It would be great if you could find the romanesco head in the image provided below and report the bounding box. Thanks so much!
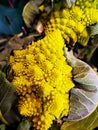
[45,0,98,46]
[9,30,74,130]
[75,0,97,9]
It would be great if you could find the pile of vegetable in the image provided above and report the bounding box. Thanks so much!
[0,0,98,130]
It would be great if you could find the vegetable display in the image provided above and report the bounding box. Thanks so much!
[6,0,98,130]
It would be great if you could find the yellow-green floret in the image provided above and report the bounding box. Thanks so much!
[45,0,98,46]
[9,30,74,130]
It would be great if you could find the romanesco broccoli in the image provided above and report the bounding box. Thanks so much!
[45,0,98,46]
[9,30,74,130]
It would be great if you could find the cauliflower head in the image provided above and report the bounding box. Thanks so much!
[9,30,74,130]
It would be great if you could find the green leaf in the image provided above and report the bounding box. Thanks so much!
[90,23,98,36]
[0,111,8,125]
[64,48,98,120]
[0,70,20,124]
[51,122,61,130]
[17,118,31,130]
[22,0,44,28]
[0,124,6,130]
[64,48,98,91]
[60,48,98,130]
[61,106,98,130]
[66,0,76,7]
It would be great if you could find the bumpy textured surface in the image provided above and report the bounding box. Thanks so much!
[9,30,74,130]
[45,0,98,46]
